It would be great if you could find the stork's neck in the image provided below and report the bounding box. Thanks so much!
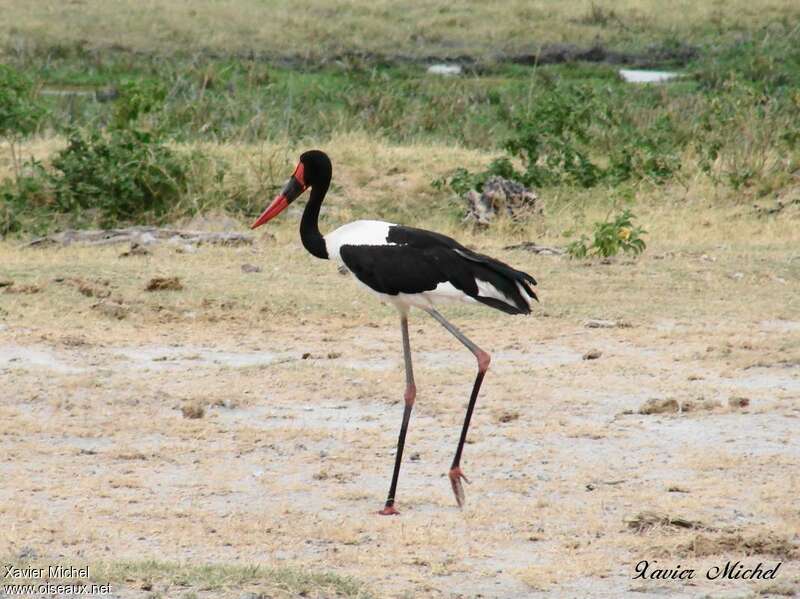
[300,181,329,260]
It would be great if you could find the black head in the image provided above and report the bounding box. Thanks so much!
[250,149,332,229]
[297,150,332,190]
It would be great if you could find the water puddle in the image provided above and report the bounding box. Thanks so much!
[427,64,462,76]
[619,69,680,84]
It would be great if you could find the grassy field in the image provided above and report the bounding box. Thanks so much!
[1,1,800,598]
[3,0,799,59]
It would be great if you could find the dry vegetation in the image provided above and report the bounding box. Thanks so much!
[1,0,799,58]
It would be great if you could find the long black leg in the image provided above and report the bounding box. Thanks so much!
[425,308,491,508]
[379,313,416,515]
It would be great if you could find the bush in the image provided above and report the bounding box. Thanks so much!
[438,83,685,195]
[1,127,194,233]
[0,64,47,179]
[566,209,647,259]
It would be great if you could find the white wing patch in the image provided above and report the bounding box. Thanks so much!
[324,220,396,262]
[428,282,476,304]
[516,281,535,307]
[348,279,478,312]
[476,279,515,307]
[394,282,478,311]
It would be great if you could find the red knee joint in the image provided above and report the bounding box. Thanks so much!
[477,351,491,373]
[404,383,416,406]
[449,466,468,483]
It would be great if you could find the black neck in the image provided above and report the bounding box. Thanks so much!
[300,181,329,260]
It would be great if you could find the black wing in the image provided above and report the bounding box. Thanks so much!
[339,225,538,315]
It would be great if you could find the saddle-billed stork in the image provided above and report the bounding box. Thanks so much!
[251,150,537,515]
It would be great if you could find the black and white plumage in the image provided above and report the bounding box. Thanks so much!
[328,221,537,315]
[251,150,538,515]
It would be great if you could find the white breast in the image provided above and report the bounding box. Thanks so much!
[324,220,396,262]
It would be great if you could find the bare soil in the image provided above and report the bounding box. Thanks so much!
[1,236,799,597]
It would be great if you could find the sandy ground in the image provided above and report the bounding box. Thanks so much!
[1,232,799,598]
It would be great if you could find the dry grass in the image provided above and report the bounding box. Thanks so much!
[5,131,800,236]
[2,0,799,60]
[0,559,370,598]
[2,133,800,336]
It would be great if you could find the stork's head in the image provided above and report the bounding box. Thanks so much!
[250,150,332,229]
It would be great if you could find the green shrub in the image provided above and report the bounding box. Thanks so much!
[0,165,52,235]
[504,85,602,188]
[694,80,800,190]
[0,64,47,179]
[1,127,193,233]
[438,83,685,195]
[112,78,168,129]
[566,209,647,259]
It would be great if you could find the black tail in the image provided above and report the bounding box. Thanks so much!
[453,248,538,315]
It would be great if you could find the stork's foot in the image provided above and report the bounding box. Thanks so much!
[378,504,400,516]
[448,467,470,508]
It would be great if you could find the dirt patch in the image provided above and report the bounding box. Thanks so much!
[679,532,800,560]
[584,318,632,329]
[119,243,151,257]
[582,349,602,360]
[625,511,708,533]
[639,397,680,414]
[181,402,205,419]
[495,410,520,423]
[680,398,722,412]
[728,396,751,409]
[3,283,42,294]
[145,277,183,291]
[503,241,565,256]
[91,300,130,320]
[61,276,111,298]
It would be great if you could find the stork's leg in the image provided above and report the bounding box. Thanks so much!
[379,313,416,515]
[425,308,491,509]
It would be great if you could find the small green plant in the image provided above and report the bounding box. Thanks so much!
[566,209,647,259]
[0,65,47,180]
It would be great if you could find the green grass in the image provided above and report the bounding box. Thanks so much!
[1,20,797,148]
